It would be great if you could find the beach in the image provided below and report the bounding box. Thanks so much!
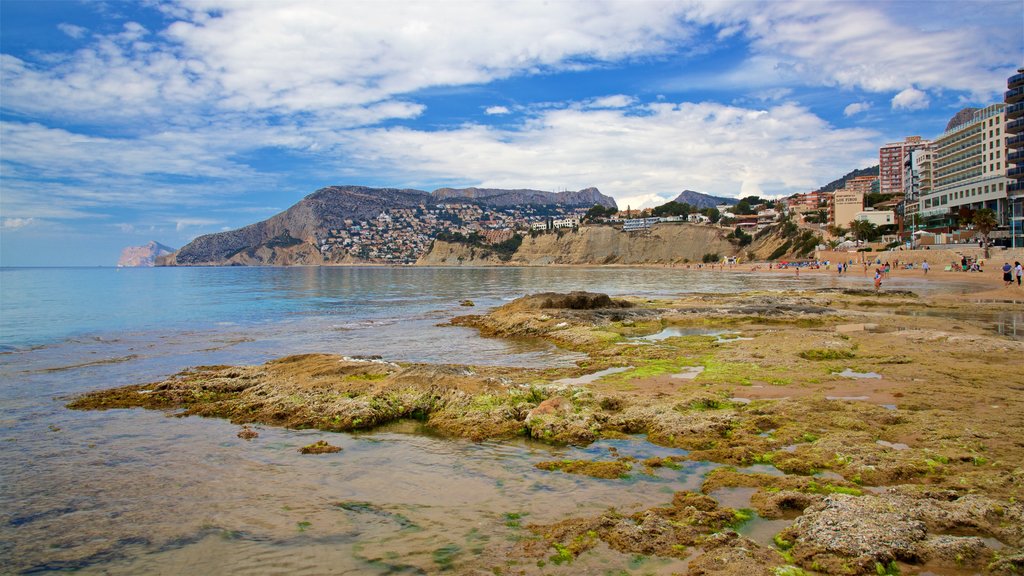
[38,267,1024,575]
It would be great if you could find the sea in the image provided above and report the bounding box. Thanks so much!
[0,266,996,574]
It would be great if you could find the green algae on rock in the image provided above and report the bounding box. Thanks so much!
[65,290,1024,575]
[534,458,633,479]
[298,440,341,454]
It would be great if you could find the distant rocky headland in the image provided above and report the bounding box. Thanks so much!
[155,185,778,267]
[159,185,620,266]
[118,241,175,267]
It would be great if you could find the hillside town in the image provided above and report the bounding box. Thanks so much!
[305,68,1024,265]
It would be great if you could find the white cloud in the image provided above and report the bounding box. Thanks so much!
[2,1,697,127]
[333,98,878,207]
[844,101,871,117]
[2,217,36,230]
[175,218,221,232]
[585,95,637,109]
[891,88,930,111]
[683,0,1016,100]
[485,105,511,115]
[57,23,87,39]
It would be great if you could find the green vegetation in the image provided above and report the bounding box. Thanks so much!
[799,348,855,360]
[435,230,523,261]
[584,204,617,221]
[768,241,792,261]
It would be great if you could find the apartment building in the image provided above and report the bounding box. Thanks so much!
[1007,67,1024,246]
[899,148,933,234]
[879,136,930,195]
[918,104,1008,228]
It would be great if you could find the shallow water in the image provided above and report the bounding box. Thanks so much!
[0,266,986,572]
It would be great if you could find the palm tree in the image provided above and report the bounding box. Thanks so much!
[851,220,878,243]
[972,208,998,259]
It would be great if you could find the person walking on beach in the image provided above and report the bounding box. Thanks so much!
[922,260,930,275]
[1002,262,1013,286]
[1016,261,1023,287]
[873,268,882,292]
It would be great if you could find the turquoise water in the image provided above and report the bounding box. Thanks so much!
[0,266,975,574]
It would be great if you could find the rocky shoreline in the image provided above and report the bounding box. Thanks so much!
[69,288,1024,575]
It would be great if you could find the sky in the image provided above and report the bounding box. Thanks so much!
[1,0,1021,266]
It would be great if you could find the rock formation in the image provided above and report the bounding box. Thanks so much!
[117,241,175,267]
[161,185,615,266]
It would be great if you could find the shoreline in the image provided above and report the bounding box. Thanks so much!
[64,284,1024,574]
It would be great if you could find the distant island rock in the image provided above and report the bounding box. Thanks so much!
[672,190,737,209]
[160,185,617,266]
[118,241,176,267]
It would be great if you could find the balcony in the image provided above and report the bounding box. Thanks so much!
[1007,86,1024,104]
[1010,72,1024,90]
[1010,180,1024,194]
[1008,117,1024,135]
[1008,133,1024,148]
[1009,165,1024,178]
[1008,101,1024,119]
[1009,149,1024,164]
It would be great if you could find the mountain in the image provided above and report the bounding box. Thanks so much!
[117,241,175,267]
[815,165,879,193]
[164,185,616,266]
[432,186,615,208]
[671,190,737,208]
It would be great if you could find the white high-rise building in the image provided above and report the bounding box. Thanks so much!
[918,105,1008,227]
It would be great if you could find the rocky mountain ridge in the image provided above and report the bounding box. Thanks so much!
[672,189,737,208]
[163,185,616,266]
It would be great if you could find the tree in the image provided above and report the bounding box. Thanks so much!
[701,207,721,223]
[584,204,616,222]
[827,224,848,238]
[972,208,998,258]
[851,220,879,242]
[733,200,755,215]
[652,201,692,217]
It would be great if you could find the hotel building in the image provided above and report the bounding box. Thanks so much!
[1007,67,1024,247]
[918,104,1008,230]
[879,136,930,195]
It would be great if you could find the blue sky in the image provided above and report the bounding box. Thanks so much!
[1,0,1021,266]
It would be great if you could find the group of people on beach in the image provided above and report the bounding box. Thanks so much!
[1002,261,1023,287]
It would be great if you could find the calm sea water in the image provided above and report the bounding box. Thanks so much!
[0,266,985,574]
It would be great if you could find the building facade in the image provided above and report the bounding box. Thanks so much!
[832,188,864,228]
[1007,67,1024,247]
[899,148,934,235]
[918,104,1008,229]
[879,136,930,195]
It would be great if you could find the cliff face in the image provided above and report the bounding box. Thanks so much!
[166,185,615,266]
[172,186,426,265]
[117,241,175,267]
[418,224,737,266]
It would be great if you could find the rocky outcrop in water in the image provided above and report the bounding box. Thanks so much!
[117,241,175,267]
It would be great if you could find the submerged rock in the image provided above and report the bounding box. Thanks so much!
[299,440,342,454]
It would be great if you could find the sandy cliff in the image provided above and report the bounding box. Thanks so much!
[418,224,737,266]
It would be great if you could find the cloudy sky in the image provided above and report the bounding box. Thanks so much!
[1,0,1020,265]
